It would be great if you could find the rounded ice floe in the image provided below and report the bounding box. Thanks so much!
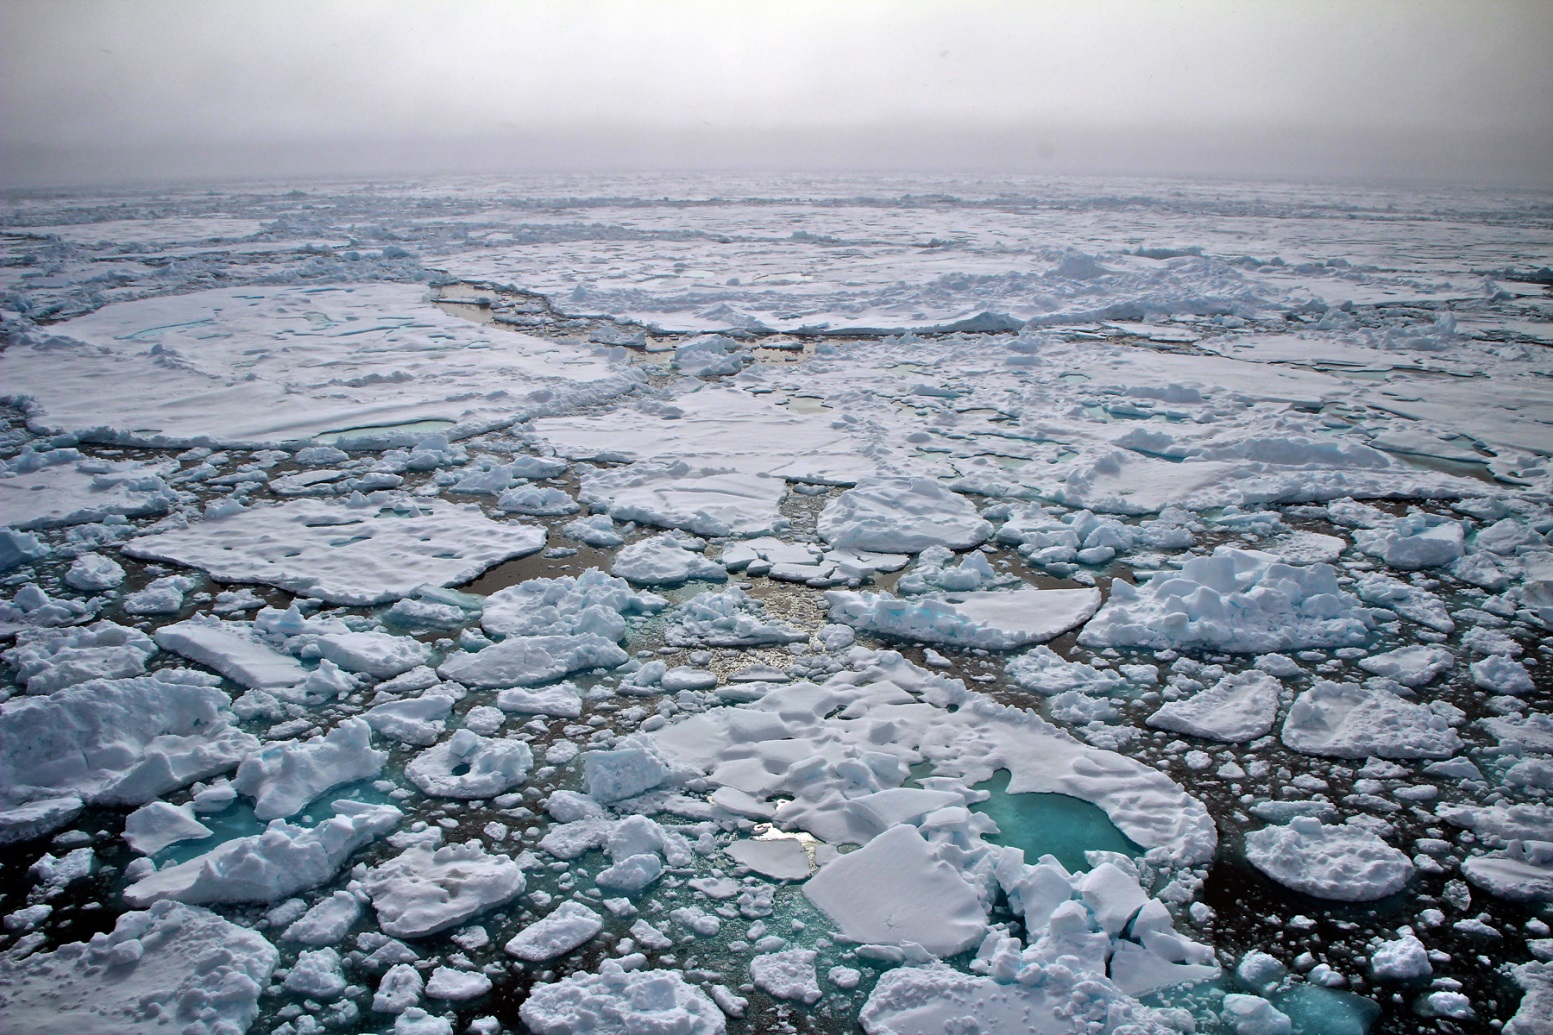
[665,586,807,647]
[859,959,1181,1035]
[437,633,628,688]
[284,890,363,945]
[750,949,821,1004]
[233,717,388,820]
[1147,671,1281,743]
[825,586,1100,650]
[1078,547,1371,653]
[562,513,625,548]
[405,729,533,799]
[364,841,524,938]
[1221,994,1292,1035]
[1358,645,1455,688]
[64,552,126,592]
[426,966,492,1000]
[673,333,748,377]
[122,800,212,855]
[496,682,583,718]
[284,946,348,998]
[123,800,403,907]
[1244,817,1414,901]
[611,534,728,585]
[0,900,277,1035]
[123,498,547,605]
[312,630,432,679]
[0,672,258,810]
[365,694,455,746]
[497,484,579,515]
[818,477,992,553]
[503,901,605,962]
[1371,933,1432,980]
[1281,679,1462,759]
[582,461,789,538]
[480,569,658,641]
[1470,655,1535,695]
[1461,841,1553,901]
[725,837,811,881]
[1355,515,1465,569]
[519,960,726,1034]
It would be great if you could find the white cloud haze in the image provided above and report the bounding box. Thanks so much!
[3,0,1551,187]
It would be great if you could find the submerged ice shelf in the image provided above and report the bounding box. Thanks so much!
[1,173,1552,1035]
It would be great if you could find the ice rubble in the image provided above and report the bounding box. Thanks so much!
[664,586,807,647]
[0,672,257,812]
[122,800,402,906]
[125,498,547,605]
[479,569,661,641]
[5,620,157,695]
[1079,547,1372,652]
[233,718,387,819]
[519,961,725,1034]
[0,901,277,1035]
[825,586,1100,649]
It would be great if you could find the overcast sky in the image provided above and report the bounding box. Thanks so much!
[4,0,1551,188]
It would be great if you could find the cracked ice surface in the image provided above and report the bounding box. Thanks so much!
[2,174,1552,1035]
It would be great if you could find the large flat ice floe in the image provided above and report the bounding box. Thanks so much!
[125,499,546,604]
[0,901,277,1035]
[0,283,640,445]
[819,478,993,553]
[648,652,1216,866]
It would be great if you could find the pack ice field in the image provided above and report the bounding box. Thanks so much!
[0,175,1551,1035]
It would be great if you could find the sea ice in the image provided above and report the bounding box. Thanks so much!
[825,586,1100,649]
[1147,671,1281,743]
[365,841,524,938]
[804,823,988,956]
[404,729,533,798]
[437,634,628,687]
[1281,680,1462,759]
[611,534,728,585]
[122,800,403,906]
[503,901,604,962]
[0,672,258,809]
[519,960,726,1034]
[818,478,992,552]
[1244,817,1414,901]
[0,901,277,1035]
[581,462,789,537]
[1079,547,1371,652]
[233,718,387,819]
[125,498,547,605]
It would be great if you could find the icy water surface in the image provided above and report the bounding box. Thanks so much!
[0,174,1551,1035]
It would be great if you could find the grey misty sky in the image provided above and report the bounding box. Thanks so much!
[3,0,1551,187]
